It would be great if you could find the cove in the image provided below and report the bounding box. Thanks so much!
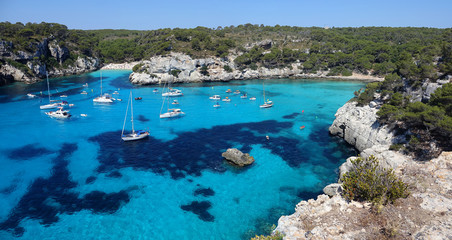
[0,70,363,239]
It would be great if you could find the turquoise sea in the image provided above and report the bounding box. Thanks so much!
[0,70,363,239]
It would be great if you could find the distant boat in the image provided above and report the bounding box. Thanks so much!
[83,83,88,87]
[121,91,149,141]
[162,88,183,97]
[160,108,185,118]
[27,93,36,98]
[93,72,113,103]
[81,91,88,94]
[240,93,247,99]
[222,97,231,102]
[225,89,232,93]
[135,97,142,100]
[209,95,221,100]
[249,97,256,101]
[113,91,119,95]
[60,95,67,98]
[153,89,158,93]
[160,80,185,118]
[81,114,87,117]
[172,100,179,105]
[259,81,273,108]
[40,73,62,109]
[45,107,71,118]
[233,90,240,94]
[213,102,220,108]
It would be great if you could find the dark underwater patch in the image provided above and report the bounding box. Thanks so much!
[88,120,305,179]
[137,114,150,122]
[194,187,215,197]
[8,144,53,160]
[0,143,131,237]
[85,176,97,184]
[282,112,300,119]
[180,201,214,222]
[106,170,123,178]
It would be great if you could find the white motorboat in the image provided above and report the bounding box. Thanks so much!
[249,97,256,101]
[233,90,240,95]
[240,94,248,99]
[27,93,36,98]
[113,91,119,95]
[213,102,221,108]
[93,94,114,103]
[83,83,89,87]
[60,95,67,98]
[162,88,183,97]
[160,108,185,118]
[153,89,158,93]
[93,72,114,103]
[259,81,273,108]
[209,95,221,100]
[45,107,71,118]
[121,91,149,141]
[222,97,231,102]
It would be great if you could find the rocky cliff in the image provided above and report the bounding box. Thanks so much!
[0,38,99,85]
[129,53,383,85]
[276,82,452,239]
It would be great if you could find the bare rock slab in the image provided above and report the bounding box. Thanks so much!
[222,148,255,167]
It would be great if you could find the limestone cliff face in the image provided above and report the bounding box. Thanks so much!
[276,82,452,239]
[328,101,395,152]
[129,53,315,85]
[0,38,100,85]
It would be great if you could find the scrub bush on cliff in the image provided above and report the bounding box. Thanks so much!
[340,155,409,204]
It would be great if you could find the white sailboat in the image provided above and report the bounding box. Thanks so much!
[121,91,149,141]
[40,73,62,109]
[93,72,113,103]
[259,81,273,108]
[160,82,185,119]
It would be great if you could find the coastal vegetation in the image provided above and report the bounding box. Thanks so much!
[1,22,451,79]
[340,155,409,204]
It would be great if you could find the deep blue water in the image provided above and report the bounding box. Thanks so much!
[0,70,362,239]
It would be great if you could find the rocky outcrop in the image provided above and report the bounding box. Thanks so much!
[276,81,452,239]
[276,152,452,239]
[128,53,383,85]
[101,62,140,70]
[0,38,100,85]
[328,101,395,152]
[221,148,255,167]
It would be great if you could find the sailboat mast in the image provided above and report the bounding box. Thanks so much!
[263,81,266,103]
[121,91,131,137]
[46,72,51,103]
[130,91,135,133]
[100,72,103,96]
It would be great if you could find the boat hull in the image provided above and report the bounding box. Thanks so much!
[122,131,149,141]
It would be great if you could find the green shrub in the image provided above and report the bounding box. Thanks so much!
[389,144,404,151]
[357,82,381,106]
[223,65,233,73]
[251,231,284,240]
[200,65,209,76]
[169,69,181,77]
[132,63,144,72]
[340,155,409,204]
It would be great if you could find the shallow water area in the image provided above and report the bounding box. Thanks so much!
[0,70,363,239]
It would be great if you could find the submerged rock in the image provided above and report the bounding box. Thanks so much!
[221,148,255,167]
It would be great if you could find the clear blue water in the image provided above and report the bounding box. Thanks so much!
[0,70,363,239]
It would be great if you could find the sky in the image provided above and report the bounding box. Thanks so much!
[0,0,451,30]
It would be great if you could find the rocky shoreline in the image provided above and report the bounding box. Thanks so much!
[128,53,383,85]
[275,92,452,239]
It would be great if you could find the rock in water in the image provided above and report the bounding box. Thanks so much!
[221,148,255,167]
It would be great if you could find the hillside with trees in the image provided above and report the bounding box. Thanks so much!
[1,22,451,84]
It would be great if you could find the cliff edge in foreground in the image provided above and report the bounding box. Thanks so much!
[276,91,452,239]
